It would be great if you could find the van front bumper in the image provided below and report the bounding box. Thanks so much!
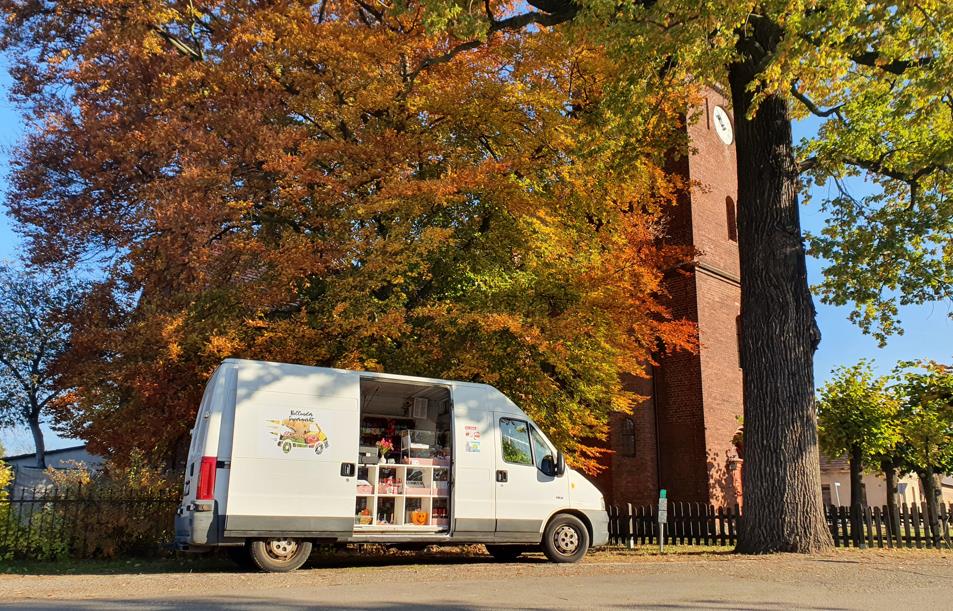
[583,509,610,547]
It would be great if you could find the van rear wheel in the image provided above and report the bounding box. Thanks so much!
[249,538,312,572]
[542,514,589,563]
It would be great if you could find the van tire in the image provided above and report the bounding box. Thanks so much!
[542,514,589,563]
[485,545,525,562]
[249,538,312,572]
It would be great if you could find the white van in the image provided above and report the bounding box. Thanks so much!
[175,359,609,571]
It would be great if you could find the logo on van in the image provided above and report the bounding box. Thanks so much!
[266,411,329,455]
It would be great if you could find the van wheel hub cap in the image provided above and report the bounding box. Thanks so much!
[267,539,298,560]
[553,525,579,554]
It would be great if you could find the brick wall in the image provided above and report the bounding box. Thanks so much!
[599,88,744,508]
[601,374,660,506]
[687,88,744,508]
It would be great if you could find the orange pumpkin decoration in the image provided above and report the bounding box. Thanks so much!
[411,511,429,525]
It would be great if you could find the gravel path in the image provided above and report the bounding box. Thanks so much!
[2,548,952,609]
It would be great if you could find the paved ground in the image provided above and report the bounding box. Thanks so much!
[2,547,952,609]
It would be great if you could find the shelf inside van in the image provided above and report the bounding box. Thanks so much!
[353,524,443,532]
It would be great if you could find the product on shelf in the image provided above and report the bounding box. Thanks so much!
[401,430,450,465]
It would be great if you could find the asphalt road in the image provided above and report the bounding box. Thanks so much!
[2,548,952,610]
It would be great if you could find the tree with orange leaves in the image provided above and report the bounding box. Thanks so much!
[0,1,695,472]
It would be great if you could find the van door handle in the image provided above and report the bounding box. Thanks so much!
[496,470,507,483]
[341,463,356,477]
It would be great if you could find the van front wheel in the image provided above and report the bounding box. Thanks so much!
[249,538,312,572]
[542,514,589,563]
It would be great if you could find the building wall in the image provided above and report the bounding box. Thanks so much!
[686,89,744,507]
[654,272,710,503]
[599,89,744,508]
[820,470,953,506]
[598,374,660,506]
[4,445,104,494]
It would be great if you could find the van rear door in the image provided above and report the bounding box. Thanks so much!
[224,363,360,538]
[182,366,224,506]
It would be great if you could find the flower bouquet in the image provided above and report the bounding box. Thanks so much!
[376,438,394,463]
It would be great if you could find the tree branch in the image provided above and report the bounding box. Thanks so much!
[790,82,845,122]
[405,7,578,85]
[851,50,934,76]
[150,25,204,61]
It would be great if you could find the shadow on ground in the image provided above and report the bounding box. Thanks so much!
[0,544,742,576]
[0,549,533,576]
[2,598,848,611]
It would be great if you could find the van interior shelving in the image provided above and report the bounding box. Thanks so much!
[355,378,452,533]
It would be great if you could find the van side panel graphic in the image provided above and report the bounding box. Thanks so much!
[266,410,329,455]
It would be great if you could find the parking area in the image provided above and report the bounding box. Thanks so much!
[2,547,952,610]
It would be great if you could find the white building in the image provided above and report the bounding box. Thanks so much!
[2,445,103,495]
[820,455,953,507]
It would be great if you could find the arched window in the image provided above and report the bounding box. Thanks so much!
[726,196,738,242]
[620,418,636,457]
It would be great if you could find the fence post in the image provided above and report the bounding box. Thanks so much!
[850,502,865,548]
[727,506,736,546]
[873,506,884,548]
[940,503,952,550]
[864,505,874,548]
[716,506,726,546]
[912,503,923,549]
[626,503,634,549]
[836,506,849,547]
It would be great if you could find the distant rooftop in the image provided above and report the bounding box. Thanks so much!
[2,444,89,462]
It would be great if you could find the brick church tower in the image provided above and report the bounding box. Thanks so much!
[595,88,744,508]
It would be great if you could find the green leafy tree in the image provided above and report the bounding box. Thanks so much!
[893,361,953,548]
[0,265,83,468]
[411,0,952,552]
[817,360,900,545]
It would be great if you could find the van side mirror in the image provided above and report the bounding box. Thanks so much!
[556,452,566,477]
[540,455,557,477]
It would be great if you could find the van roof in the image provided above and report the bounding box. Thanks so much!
[221,358,491,390]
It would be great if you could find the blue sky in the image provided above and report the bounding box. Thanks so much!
[0,62,950,454]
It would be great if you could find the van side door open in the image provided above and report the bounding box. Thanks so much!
[493,414,568,538]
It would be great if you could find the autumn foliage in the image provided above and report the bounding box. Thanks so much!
[1,1,695,473]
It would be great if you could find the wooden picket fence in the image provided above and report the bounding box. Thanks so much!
[607,501,953,549]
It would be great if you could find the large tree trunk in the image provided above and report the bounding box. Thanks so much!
[730,18,833,554]
[881,458,899,545]
[920,467,941,548]
[28,406,47,470]
[849,444,865,547]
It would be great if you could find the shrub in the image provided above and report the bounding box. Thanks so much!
[0,451,181,561]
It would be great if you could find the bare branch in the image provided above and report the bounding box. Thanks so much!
[150,24,203,61]
[405,8,578,85]
[850,50,934,75]
[790,82,845,122]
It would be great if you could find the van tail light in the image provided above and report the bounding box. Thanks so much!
[196,456,217,500]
